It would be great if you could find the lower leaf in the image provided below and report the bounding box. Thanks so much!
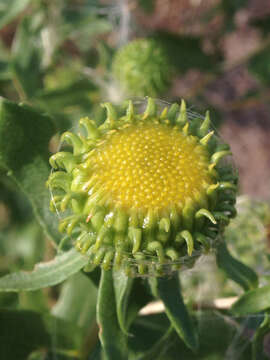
[216,241,258,291]
[96,269,128,360]
[149,275,199,351]
[0,249,88,291]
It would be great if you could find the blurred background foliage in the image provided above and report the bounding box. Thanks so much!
[0,0,270,359]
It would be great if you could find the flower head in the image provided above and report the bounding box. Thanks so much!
[47,98,237,276]
[112,39,172,97]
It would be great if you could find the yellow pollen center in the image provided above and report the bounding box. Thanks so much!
[91,123,212,213]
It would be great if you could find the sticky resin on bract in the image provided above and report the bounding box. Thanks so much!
[47,98,238,277]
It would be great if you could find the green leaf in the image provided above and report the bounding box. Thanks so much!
[0,248,88,291]
[0,0,31,29]
[149,275,198,351]
[113,269,134,334]
[232,285,270,315]
[216,242,258,291]
[10,17,43,99]
[113,270,153,335]
[0,98,61,244]
[97,269,128,360]
[52,271,97,329]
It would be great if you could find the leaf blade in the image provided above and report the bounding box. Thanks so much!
[0,249,88,291]
[113,269,134,335]
[232,285,270,315]
[150,275,199,351]
[216,242,258,291]
[97,269,128,360]
[0,98,61,244]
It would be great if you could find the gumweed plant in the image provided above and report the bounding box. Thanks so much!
[0,1,269,357]
[0,96,261,359]
[45,97,242,357]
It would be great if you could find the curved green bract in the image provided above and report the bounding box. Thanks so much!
[112,39,172,97]
[47,98,237,276]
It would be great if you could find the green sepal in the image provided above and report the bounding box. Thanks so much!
[167,103,179,123]
[180,230,194,256]
[61,131,84,155]
[176,99,187,126]
[143,97,157,118]
[195,232,210,252]
[129,227,142,254]
[79,117,100,139]
[182,199,195,230]
[148,241,165,263]
[199,110,210,136]
[195,208,216,230]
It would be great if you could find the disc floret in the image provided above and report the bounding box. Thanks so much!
[47,98,237,276]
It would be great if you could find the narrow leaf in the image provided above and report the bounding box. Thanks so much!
[149,275,198,351]
[113,270,153,335]
[97,269,128,360]
[0,98,61,244]
[216,242,258,291]
[0,249,88,291]
[232,285,270,315]
[113,269,134,334]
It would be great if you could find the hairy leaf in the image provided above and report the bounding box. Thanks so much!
[0,249,88,291]
[0,98,61,244]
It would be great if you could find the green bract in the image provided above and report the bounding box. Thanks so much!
[112,39,172,97]
[47,98,237,276]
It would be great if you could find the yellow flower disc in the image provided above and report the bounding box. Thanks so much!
[90,123,212,214]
